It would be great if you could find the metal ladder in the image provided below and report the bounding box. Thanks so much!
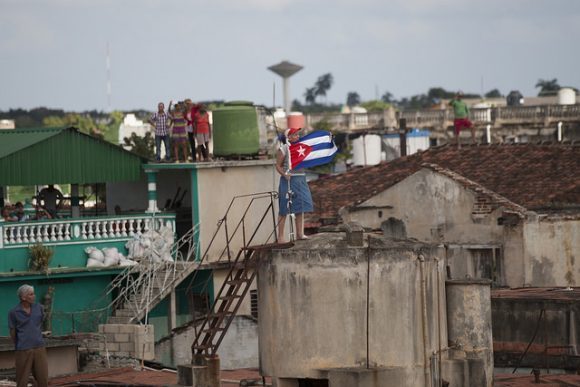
[191,246,259,356]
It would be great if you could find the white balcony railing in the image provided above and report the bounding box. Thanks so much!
[0,213,176,249]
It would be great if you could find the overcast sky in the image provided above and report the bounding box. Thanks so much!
[1,0,579,111]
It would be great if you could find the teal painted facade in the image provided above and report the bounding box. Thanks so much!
[0,240,128,273]
[190,168,201,260]
[0,269,121,336]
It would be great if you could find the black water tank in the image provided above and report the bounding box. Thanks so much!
[506,90,524,106]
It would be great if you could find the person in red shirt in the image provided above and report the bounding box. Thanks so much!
[194,105,211,161]
[184,99,199,162]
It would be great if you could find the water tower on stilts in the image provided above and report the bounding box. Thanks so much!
[268,60,303,114]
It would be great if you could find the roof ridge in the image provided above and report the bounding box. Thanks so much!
[421,163,528,215]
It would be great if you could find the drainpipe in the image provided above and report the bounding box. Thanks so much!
[436,258,443,387]
[419,254,432,387]
[145,169,159,213]
[557,122,563,142]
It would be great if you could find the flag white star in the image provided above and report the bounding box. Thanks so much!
[298,145,306,157]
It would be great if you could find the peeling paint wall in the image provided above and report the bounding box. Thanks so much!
[258,234,447,386]
[155,315,259,370]
[343,169,504,245]
[341,169,579,289]
[523,218,580,287]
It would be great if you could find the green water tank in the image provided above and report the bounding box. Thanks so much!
[212,101,260,156]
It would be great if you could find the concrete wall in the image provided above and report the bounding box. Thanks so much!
[0,339,79,378]
[341,169,580,289]
[195,160,278,263]
[258,233,447,387]
[155,315,259,370]
[492,295,580,369]
[523,217,580,287]
[342,169,505,245]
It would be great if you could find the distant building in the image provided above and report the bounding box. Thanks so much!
[0,119,15,129]
[118,113,151,145]
[308,143,580,289]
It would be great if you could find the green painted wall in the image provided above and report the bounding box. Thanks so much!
[0,270,120,336]
[0,241,128,272]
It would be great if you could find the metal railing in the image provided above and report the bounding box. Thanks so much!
[184,191,279,315]
[304,104,580,131]
[104,223,199,324]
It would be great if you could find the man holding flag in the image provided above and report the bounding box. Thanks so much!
[275,127,338,242]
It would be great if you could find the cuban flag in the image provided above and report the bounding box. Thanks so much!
[289,130,338,170]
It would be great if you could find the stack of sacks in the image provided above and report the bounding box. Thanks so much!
[126,226,175,264]
[85,246,138,268]
[85,247,105,267]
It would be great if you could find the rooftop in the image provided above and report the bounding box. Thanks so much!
[308,142,580,226]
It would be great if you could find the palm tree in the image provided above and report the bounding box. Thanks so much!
[346,92,360,107]
[315,73,334,100]
[535,78,560,96]
[304,87,317,105]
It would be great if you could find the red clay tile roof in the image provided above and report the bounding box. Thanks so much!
[308,143,580,226]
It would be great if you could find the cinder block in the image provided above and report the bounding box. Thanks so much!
[119,325,137,334]
[120,342,134,352]
[102,324,121,334]
[107,342,120,352]
[114,333,130,342]
[106,333,116,343]
[98,325,106,333]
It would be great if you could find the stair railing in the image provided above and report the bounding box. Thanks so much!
[105,221,199,324]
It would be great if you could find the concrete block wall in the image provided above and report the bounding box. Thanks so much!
[95,324,155,360]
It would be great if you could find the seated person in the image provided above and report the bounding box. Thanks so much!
[38,184,63,218]
[2,206,18,222]
[34,206,52,220]
[13,202,28,222]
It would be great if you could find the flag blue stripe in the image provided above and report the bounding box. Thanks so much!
[310,142,335,151]
[296,155,336,170]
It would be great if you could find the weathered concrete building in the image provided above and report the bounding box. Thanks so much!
[308,143,580,288]
[258,232,493,387]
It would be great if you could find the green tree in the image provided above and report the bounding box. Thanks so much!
[381,91,395,104]
[360,100,391,112]
[346,92,361,107]
[427,87,455,101]
[484,89,503,98]
[535,78,560,96]
[122,132,155,159]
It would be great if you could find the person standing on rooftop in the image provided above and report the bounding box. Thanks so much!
[169,101,189,163]
[149,101,172,162]
[449,91,476,147]
[8,284,48,387]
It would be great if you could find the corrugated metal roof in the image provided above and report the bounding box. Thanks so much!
[0,127,62,158]
[0,127,145,185]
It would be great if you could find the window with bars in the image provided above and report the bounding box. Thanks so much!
[250,289,258,319]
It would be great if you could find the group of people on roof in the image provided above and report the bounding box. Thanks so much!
[149,99,212,163]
